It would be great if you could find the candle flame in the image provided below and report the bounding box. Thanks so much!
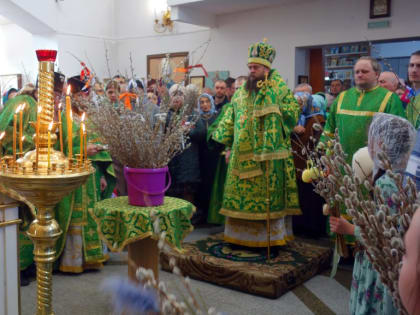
[15,104,22,114]
[58,102,62,110]
[0,132,5,140]
[81,112,86,122]
[21,103,25,111]
[37,106,42,114]
[21,135,25,142]
[48,122,54,132]
[82,123,86,132]
[67,85,71,95]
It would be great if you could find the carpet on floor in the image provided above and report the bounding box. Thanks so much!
[160,233,332,299]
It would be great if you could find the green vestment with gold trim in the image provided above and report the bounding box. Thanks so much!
[321,86,405,165]
[320,86,405,244]
[406,94,420,129]
[212,69,300,221]
[54,113,113,272]
[0,95,37,270]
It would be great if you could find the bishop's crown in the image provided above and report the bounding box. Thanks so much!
[248,39,276,69]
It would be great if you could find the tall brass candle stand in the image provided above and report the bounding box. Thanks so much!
[0,50,93,315]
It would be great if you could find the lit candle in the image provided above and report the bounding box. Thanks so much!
[79,112,85,165]
[21,136,25,153]
[13,105,20,162]
[0,131,5,160]
[36,106,41,167]
[19,103,25,153]
[83,123,87,164]
[66,86,73,159]
[58,102,63,153]
[47,122,53,169]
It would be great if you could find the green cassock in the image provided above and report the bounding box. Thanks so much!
[212,69,301,221]
[55,112,115,272]
[320,85,405,244]
[406,94,420,129]
[206,104,230,225]
[0,95,37,270]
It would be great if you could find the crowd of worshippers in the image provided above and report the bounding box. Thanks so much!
[1,52,420,231]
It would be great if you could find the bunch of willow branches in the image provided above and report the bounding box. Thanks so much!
[307,124,418,315]
[85,85,199,169]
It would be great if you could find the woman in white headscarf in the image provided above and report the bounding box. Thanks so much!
[330,113,416,315]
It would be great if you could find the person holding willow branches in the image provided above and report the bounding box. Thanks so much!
[320,56,405,246]
[330,113,416,315]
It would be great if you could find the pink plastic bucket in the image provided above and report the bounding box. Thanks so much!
[124,166,171,207]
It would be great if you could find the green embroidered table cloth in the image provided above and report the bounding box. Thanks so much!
[91,196,195,252]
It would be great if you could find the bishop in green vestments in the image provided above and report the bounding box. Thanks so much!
[212,40,301,247]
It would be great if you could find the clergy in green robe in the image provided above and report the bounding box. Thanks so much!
[320,57,405,244]
[211,40,301,247]
[0,94,36,273]
[54,76,116,273]
[206,103,231,225]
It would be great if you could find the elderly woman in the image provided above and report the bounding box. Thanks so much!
[166,85,206,210]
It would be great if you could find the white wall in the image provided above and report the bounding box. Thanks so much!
[0,0,116,81]
[0,24,53,84]
[115,0,420,87]
[2,0,420,88]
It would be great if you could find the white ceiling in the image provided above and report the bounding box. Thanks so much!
[0,14,11,25]
[169,0,293,16]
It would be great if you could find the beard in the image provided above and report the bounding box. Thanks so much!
[245,74,264,93]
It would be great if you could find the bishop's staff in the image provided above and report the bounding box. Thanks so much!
[265,160,271,262]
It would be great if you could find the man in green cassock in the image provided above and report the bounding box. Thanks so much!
[320,56,405,244]
[406,50,420,128]
[56,76,115,273]
[211,40,301,247]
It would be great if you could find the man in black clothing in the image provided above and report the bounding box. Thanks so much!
[214,79,229,111]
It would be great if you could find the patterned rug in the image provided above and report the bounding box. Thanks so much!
[161,233,332,299]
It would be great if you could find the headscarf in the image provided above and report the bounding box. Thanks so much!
[197,93,216,116]
[368,113,416,178]
[2,88,17,105]
[295,92,326,126]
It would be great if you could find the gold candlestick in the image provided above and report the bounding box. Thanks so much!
[36,106,41,167]
[47,122,53,169]
[0,49,93,315]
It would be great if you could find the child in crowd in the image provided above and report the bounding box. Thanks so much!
[330,113,416,315]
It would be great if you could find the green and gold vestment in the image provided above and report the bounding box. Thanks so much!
[321,86,405,165]
[0,95,37,270]
[406,94,420,129]
[320,86,405,244]
[212,69,300,223]
[55,112,114,273]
